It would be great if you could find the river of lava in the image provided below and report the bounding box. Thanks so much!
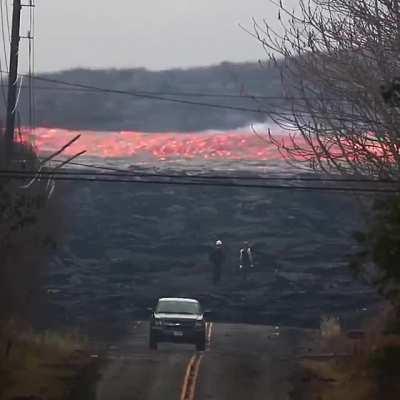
[25,128,291,162]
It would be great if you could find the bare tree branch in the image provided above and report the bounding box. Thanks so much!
[251,0,400,178]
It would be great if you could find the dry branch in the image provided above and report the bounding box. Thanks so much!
[253,0,400,178]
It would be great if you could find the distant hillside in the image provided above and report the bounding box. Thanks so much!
[16,62,283,132]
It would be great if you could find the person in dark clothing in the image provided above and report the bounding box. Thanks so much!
[239,241,254,280]
[209,240,226,285]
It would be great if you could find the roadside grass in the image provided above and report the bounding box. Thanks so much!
[0,323,99,400]
[297,307,400,400]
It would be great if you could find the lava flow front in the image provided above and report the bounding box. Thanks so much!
[25,127,293,162]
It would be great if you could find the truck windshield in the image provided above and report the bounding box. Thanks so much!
[156,301,201,314]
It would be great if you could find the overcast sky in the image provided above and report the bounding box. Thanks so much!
[15,0,294,72]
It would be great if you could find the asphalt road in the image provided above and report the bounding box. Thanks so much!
[96,321,304,400]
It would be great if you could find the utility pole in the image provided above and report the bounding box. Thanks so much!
[5,0,22,165]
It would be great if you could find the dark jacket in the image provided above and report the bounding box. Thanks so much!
[209,247,226,266]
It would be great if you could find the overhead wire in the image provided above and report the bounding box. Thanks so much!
[0,4,386,196]
[2,163,400,185]
[0,49,6,106]
[14,72,384,125]
[0,71,360,119]
[0,4,384,193]
[0,0,8,105]
[0,72,270,114]
[0,170,398,193]
[0,0,8,65]
[0,83,348,103]
[0,70,381,128]
[30,159,400,184]
[11,75,23,114]
[3,0,10,41]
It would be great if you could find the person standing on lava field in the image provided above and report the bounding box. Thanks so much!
[239,241,254,280]
[209,240,226,285]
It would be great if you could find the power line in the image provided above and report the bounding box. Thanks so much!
[0,58,6,106]
[0,71,380,127]
[0,0,8,105]
[0,83,287,100]
[24,160,400,184]
[0,83,348,103]
[1,170,398,193]
[0,72,268,114]
[16,72,383,125]
[0,84,102,92]
[0,71,360,119]
[3,0,10,41]
[0,1,9,65]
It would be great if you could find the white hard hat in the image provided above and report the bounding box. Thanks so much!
[216,240,223,246]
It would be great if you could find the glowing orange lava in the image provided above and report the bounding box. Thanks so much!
[24,127,292,161]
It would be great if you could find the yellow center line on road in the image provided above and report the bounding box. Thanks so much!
[180,355,197,400]
[180,354,203,400]
[187,354,203,400]
[179,322,213,400]
[207,322,213,347]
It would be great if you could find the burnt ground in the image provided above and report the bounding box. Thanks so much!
[39,166,382,337]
